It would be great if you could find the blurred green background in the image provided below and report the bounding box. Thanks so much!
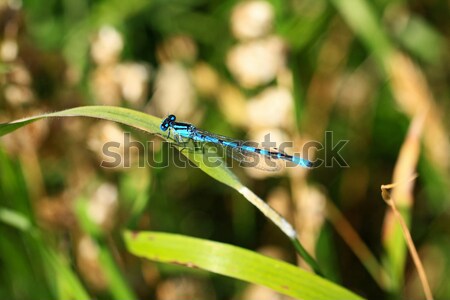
[0,0,449,299]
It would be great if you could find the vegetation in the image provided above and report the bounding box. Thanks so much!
[0,0,449,299]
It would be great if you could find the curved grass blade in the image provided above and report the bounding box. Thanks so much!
[0,106,161,137]
[0,106,320,273]
[124,231,363,300]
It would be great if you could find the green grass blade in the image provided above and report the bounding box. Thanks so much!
[0,106,320,272]
[124,231,364,300]
[330,0,394,62]
[42,248,91,300]
[0,106,161,137]
[0,208,32,232]
[0,208,90,300]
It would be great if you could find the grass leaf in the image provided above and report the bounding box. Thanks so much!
[124,230,364,300]
[0,106,321,272]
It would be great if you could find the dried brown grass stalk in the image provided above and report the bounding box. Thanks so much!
[381,180,433,300]
[381,111,433,300]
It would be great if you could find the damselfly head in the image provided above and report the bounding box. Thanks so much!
[160,114,177,131]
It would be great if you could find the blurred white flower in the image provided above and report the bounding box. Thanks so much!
[88,183,118,229]
[191,62,220,98]
[231,0,274,40]
[90,26,151,106]
[246,86,294,130]
[4,84,33,105]
[91,65,121,105]
[87,121,132,168]
[217,83,248,127]
[8,63,32,85]
[115,63,150,105]
[227,36,286,88]
[151,62,196,119]
[295,185,326,255]
[2,63,34,106]
[91,62,150,106]
[91,26,123,65]
[1,39,18,61]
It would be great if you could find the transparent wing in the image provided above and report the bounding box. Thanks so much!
[192,129,242,144]
[194,129,286,171]
[226,146,284,171]
[174,128,286,171]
